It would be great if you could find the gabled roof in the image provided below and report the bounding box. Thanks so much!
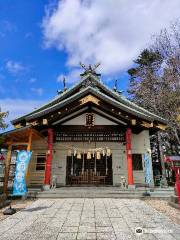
[11,72,166,125]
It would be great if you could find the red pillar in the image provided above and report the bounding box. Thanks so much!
[126,128,134,185]
[44,128,53,186]
[175,169,180,205]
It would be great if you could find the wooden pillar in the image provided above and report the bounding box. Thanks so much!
[44,128,53,186]
[26,129,33,184]
[126,128,134,185]
[3,144,12,196]
[27,129,33,151]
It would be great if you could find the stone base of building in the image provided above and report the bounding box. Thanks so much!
[43,185,51,191]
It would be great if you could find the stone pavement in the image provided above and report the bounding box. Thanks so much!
[0,199,179,240]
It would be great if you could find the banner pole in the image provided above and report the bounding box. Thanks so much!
[3,144,12,196]
[26,129,33,185]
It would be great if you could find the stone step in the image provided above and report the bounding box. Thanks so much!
[27,187,174,199]
[37,190,174,195]
[35,191,174,199]
[170,195,178,204]
[36,194,172,199]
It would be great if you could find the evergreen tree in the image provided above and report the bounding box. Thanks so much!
[128,45,180,153]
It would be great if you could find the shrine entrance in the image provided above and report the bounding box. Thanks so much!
[66,154,113,185]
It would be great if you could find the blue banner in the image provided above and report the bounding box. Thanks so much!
[13,150,32,196]
[144,153,152,184]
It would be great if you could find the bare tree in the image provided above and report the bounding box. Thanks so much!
[128,20,180,148]
[0,109,8,130]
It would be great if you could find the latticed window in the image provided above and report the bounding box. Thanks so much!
[132,154,143,170]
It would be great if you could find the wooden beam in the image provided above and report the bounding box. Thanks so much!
[14,124,22,129]
[141,121,153,128]
[156,123,167,131]
[29,120,39,126]
[3,144,12,196]
[79,95,100,105]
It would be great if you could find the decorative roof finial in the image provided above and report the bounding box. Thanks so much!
[113,79,123,94]
[80,62,101,77]
[57,75,67,95]
[63,76,67,91]
[113,79,117,92]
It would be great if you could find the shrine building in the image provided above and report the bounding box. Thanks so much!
[1,65,167,190]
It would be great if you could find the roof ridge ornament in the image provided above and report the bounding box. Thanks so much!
[57,76,68,95]
[80,62,101,77]
[63,76,67,91]
[113,79,123,94]
[113,79,118,92]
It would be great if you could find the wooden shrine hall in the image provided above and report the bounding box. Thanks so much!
[1,64,167,191]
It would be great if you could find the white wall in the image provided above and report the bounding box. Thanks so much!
[132,130,154,186]
[62,113,117,125]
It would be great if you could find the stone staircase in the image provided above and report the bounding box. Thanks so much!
[27,186,174,199]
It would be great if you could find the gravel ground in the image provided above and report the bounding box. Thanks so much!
[0,199,33,221]
[144,199,180,225]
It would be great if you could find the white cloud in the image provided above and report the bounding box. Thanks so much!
[57,68,81,83]
[0,99,44,131]
[31,87,44,96]
[42,0,180,76]
[6,60,25,75]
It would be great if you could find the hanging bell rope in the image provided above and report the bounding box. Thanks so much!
[77,152,81,159]
[102,149,105,156]
[66,145,111,177]
[107,148,111,157]
[82,151,85,173]
[96,151,101,160]
[71,154,74,175]
[87,151,91,159]
[68,149,72,157]
[94,154,97,174]
[105,154,108,175]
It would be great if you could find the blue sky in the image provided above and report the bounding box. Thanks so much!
[0,0,179,130]
[0,0,68,100]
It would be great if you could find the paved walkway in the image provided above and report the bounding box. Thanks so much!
[0,199,179,240]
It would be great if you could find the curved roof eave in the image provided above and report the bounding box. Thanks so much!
[11,73,166,125]
[11,73,99,124]
[25,86,166,123]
